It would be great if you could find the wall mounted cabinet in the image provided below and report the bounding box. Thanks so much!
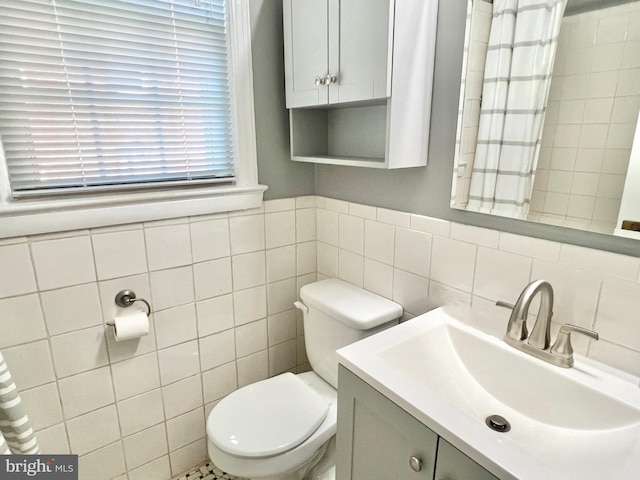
[283,0,439,169]
[337,366,499,480]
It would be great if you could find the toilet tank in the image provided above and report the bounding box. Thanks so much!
[298,279,403,388]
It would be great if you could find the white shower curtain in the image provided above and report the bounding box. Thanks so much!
[467,0,567,218]
[0,351,40,454]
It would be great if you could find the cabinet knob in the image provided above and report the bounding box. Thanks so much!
[315,76,327,86]
[409,456,423,472]
[324,74,337,85]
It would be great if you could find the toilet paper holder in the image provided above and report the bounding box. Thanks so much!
[106,289,152,326]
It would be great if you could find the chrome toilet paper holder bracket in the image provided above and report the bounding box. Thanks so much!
[106,289,152,326]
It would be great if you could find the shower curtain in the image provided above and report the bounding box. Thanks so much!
[467,0,567,218]
[0,351,39,454]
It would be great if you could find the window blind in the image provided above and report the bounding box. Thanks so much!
[0,0,235,197]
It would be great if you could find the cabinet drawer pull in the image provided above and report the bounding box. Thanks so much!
[409,456,423,472]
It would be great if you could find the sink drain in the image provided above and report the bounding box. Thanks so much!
[485,415,511,432]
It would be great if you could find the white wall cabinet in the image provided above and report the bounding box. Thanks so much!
[282,0,438,169]
[337,366,500,480]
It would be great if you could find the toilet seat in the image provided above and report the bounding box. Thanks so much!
[208,372,330,458]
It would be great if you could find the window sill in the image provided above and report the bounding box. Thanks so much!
[0,184,267,239]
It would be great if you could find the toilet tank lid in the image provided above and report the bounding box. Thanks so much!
[300,279,403,329]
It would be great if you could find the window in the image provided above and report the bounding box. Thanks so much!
[0,0,263,237]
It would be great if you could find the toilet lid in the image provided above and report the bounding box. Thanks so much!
[209,372,330,458]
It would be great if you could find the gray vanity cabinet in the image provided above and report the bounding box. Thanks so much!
[337,366,499,480]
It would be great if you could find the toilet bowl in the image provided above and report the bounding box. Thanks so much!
[206,279,403,480]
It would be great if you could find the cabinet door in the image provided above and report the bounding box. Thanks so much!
[283,0,329,108]
[337,366,438,480]
[434,439,499,480]
[328,0,393,104]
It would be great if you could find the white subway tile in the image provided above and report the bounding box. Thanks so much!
[158,341,199,386]
[0,243,36,298]
[364,220,395,265]
[67,405,121,455]
[117,389,165,437]
[363,259,394,299]
[338,250,364,288]
[154,304,198,350]
[269,339,296,376]
[267,278,297,315]
[348,203,377,220]
[296,242,316,276]
[559,244,640,280]
[235,319,267,358]
[58,367,114,420]
[450,223,500,249]
[296,208,316,243]
[264,198,296,213]
[20,383,63,430]
[202,362,237,403]
[128,456,172,480]
[36,424,70,455]
[199,329,236,371]
[595,277,640,351]
[323,198,349,213]
[498,232,562,262]
[237,350,269,387]
[265,211,296,249]
[150,266,195,310]
[123,423,168,470]
[111,353,160,401]
[267,310,297,347]
[162,375,203,420]
[41,284,102,335]
[196,294,234,337]
[92,229,147,280]
[0,294,47,349]
[169,438,207,478]
[295,196,316,209]
[339,214,364,255]
[266,246,296,283]
[78,442,126,480]
[232,251,266,289]
[3,340,56,390]
[394,228,432,278]
[473,247,532,303]
[316,209,339,246]
[229,214,265,254]
[166,408,205,452]
[50,326,109,378]
[189,218,230,263]
[392,269,430,317]
[316,243,338,278]
[233,285,267,325]
[428,281,472,309]
[193,258,232,301]
[376,207,410,227]
[31,236,96,290]
[430,237,477,293]
[410,214,451,237]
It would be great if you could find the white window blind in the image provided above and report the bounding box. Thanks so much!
[0,0,235,197]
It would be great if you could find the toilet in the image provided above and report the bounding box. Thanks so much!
[206,278,403,480]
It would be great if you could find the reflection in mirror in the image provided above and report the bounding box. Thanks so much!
[452,0,640,240]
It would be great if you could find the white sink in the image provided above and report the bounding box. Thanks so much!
[337,305,640,480]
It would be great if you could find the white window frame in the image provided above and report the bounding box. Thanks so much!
[0,0,265,240]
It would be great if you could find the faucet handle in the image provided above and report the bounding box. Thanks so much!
[550,324,599,366]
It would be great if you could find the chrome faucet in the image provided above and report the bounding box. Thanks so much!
[498,280,599,368]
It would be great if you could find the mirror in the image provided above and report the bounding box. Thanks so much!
[451,0,640,241]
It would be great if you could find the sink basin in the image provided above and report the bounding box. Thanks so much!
[379,319,640,431]
[337,305,640,480]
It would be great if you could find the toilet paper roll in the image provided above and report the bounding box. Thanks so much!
[112,311,149,342]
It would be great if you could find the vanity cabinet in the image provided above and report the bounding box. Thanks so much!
[337,366,499,480]
[282,0,438,169]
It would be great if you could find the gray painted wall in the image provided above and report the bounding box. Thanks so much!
[250,0,640,257]
[250,0,315,200]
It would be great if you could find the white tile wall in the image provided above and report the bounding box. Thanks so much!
[0,200,311,479]
[3,195,640,480]
[530,2,640,232]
